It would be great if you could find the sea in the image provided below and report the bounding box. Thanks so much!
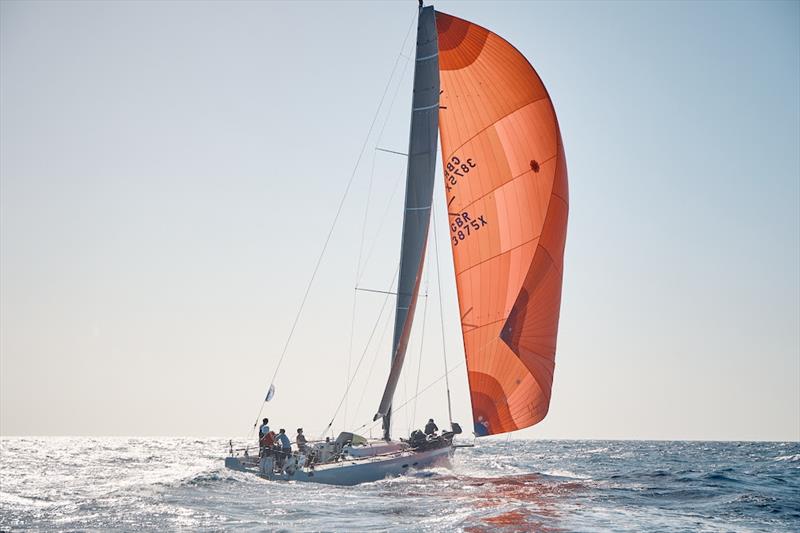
[1,438,798,532]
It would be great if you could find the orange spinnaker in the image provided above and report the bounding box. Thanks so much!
[436,11,568,436]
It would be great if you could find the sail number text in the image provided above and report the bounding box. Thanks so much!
[451,211,488,246]
[444,156,477,203]
[446,155,487,245]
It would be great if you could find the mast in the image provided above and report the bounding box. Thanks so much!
[374,3,439,440]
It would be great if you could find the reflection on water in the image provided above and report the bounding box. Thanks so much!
[457,473,578,532]
[1,438,798,532]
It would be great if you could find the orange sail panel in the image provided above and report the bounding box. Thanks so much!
[436,11,568,436]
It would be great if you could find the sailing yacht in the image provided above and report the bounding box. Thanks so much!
[225,2,568,486]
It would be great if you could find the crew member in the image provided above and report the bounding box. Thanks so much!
[296,428,308,453]
[424,418,439,436]
[276,428,292,469]
[258,418,271,455]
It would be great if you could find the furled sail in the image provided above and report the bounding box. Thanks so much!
[435,11,569,436]
[374,4,440,439]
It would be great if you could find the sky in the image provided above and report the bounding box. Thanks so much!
[1,0,798,441]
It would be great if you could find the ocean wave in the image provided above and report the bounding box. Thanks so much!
[582,447,610,454]
[539,469,590,480]
[178,469,247,487]
[2,438,799,532]
[702,472,740,484]
[0,491,66,509]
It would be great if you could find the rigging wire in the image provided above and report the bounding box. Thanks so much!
[411,272,429,426]
[350,360,466,436]
[345,151,377,430]
[351,300,395,424]
[356,14,415,284]
[249,12,418,434]
[345,295,356,431]
[344,12,416,431]
[402,336,409,436]
[322,266,400,437]
[356,164,406,284]
[371,40,414,169]
[432,203,454,426]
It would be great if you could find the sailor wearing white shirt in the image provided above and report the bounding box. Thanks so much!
[259,418,270,438]
[258,418,270,456]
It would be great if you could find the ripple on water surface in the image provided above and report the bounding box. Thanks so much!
[1,438,798,531]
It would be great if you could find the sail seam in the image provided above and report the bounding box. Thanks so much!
[499,149,566,408]
[455,233,541,278]
[448,153,558,216]
[462,316,506,330]
[537,226,563,276]
[498,246,560,418]
[502,330,555,416]
[442,96,548,163]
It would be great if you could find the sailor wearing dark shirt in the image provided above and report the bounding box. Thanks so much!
[424,418,438,436]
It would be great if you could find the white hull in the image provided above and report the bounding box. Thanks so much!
[344,439,405,458]
[225,445,453,486]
